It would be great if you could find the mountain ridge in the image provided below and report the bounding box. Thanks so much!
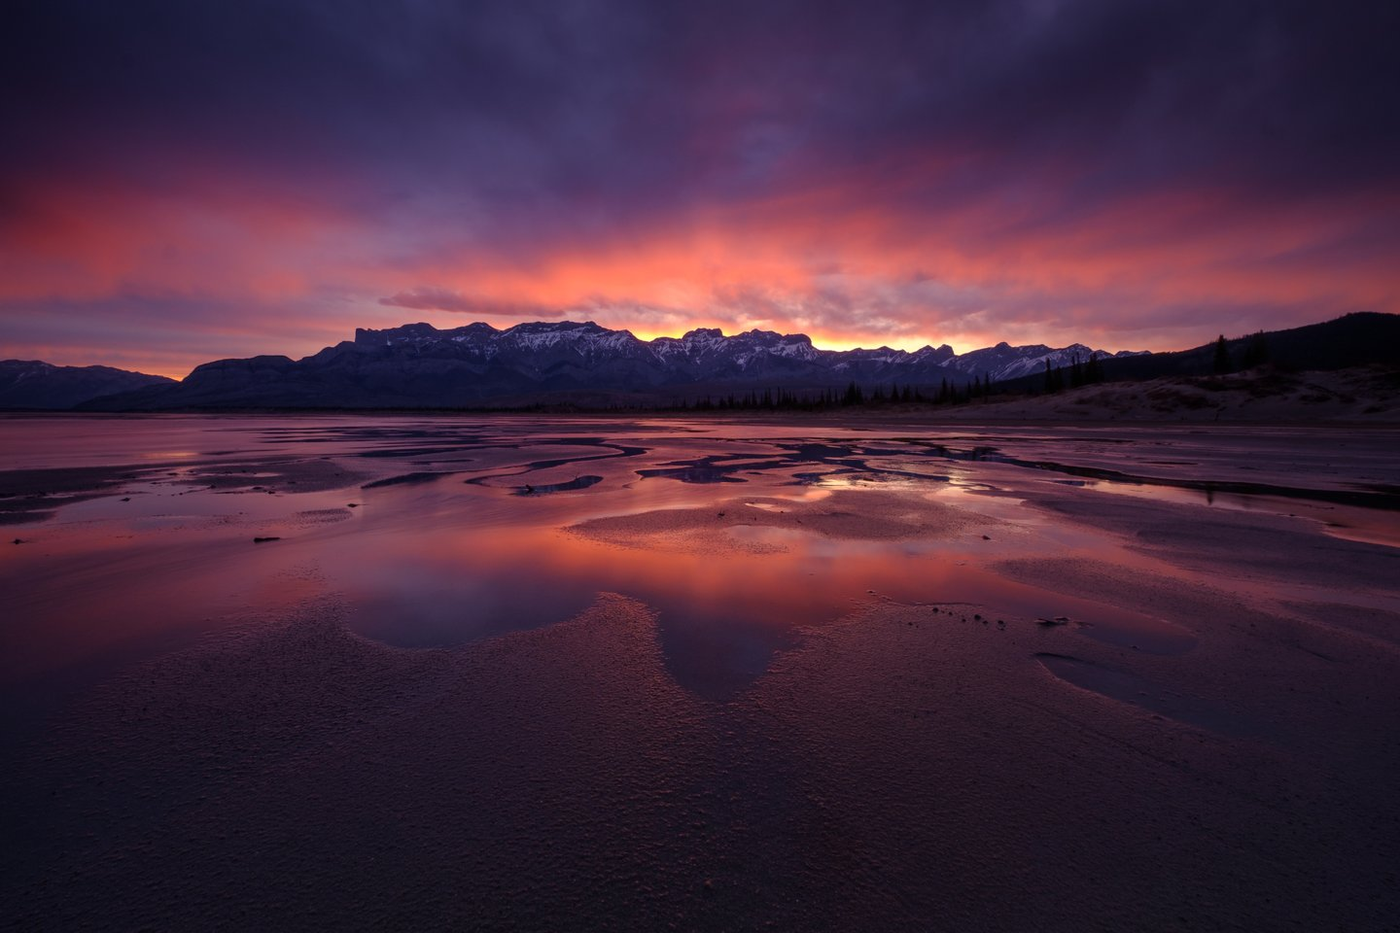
[7,312,1394,411]
[76,320,1141,410]
[0,360,175,410]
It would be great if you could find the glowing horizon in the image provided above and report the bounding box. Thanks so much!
[3,2,1396,379]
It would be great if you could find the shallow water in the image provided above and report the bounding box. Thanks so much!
[3,414,1397,719]
[5,414,1400,929]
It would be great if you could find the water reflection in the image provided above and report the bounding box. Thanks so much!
[303,472,1198,698]
[2,414,1395,726]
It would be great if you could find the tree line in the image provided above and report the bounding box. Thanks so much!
[1041,352,1107,394]
[670,375,1002,411]
[1213,331,1271,375]
[666,347,1148,409]
[668,351,1129,410]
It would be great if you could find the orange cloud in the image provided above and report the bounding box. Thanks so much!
[4,150,1397,377]
[380,164,1400,352]
[0,164,382,303]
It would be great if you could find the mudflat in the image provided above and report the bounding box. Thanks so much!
[3,413,1398,930]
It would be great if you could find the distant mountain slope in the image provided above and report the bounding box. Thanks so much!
[0,360,175,410]
[81,321,1139,410]
[1111,311,1400,378]
[999,312,1399,392]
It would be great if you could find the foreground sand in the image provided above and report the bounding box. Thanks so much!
[2,416,1398,930]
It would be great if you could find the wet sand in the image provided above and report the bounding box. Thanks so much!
[2,414,1398,930]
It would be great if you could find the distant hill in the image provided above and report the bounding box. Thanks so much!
[78,321,1140,411]
[0,360,175,410]
[998,312,1400,393]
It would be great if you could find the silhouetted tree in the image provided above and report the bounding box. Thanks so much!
[1241,331,1270,369]
[1083,352,1104,385]
[1213,335,1233,374]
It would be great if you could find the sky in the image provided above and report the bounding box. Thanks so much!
[3,0,1398,378]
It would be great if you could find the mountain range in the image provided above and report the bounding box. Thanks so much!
[3,312,1395,410]
[65,322,1139,410]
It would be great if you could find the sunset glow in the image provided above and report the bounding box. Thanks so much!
[3,2,1396,376]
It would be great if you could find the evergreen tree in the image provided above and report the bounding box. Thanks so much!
[1083,353,1104,385]
[1241,331,1270,369]
[1213,335,1232,375]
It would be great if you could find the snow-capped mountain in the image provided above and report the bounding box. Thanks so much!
[937,341,1147,383]
[349,321,1139,382]
[78,320,1146,410]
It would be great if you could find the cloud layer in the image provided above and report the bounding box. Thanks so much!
[3,0,1397,375]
